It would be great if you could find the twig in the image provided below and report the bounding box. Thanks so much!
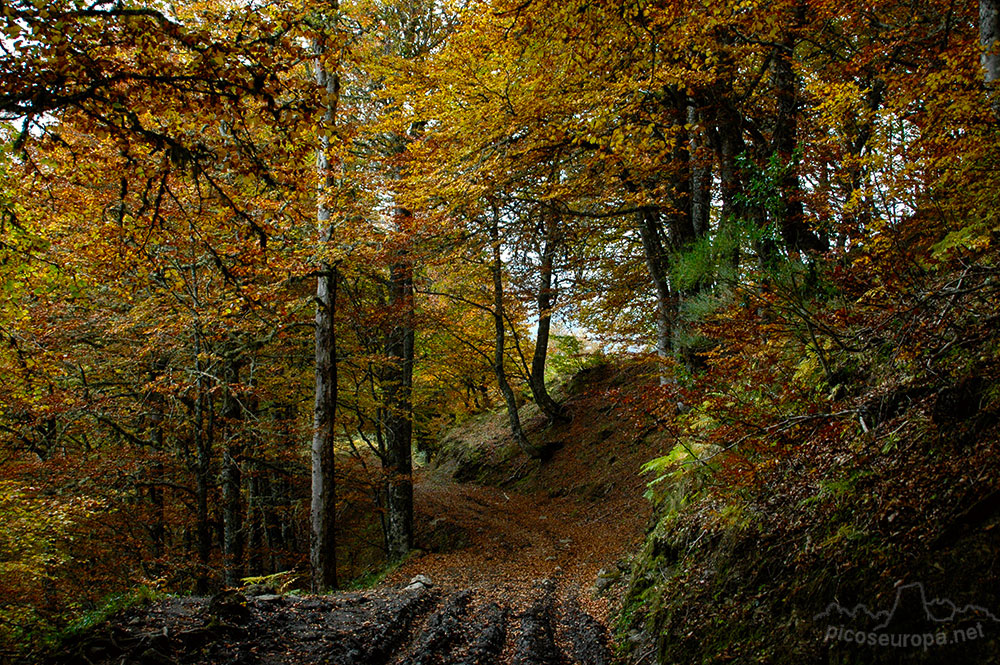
[685,410,857,465]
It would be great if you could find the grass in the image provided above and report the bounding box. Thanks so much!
[344,558,405,591]
[49,585,162,647]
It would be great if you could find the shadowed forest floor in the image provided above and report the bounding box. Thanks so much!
[391,464,651,624]
[48,364,662,665]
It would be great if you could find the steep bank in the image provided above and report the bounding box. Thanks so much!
[617,268,1000,664]
[386,361,669,623]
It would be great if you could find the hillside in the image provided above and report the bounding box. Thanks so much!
[616,267,1000,664]
[33,277,1000,665]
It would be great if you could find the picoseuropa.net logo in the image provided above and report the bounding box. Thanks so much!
[815,582,1000,651]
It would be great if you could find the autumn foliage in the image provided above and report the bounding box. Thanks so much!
[2,0,1000,660]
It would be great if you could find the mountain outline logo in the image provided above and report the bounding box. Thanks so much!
[814,582,1000,630]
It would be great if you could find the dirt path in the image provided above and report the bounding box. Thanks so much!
[47,370,662,665]
[387,470,650,624]
[49,471,649,665]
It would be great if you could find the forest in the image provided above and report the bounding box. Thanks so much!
[2,0,1000,663]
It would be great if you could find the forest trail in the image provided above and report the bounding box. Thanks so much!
[50,430,656,665]
[388,467,651,621]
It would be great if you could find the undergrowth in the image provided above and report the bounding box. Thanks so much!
[621,242,1000,663]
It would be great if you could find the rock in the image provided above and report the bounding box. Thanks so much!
[243,583,276,597]
[595,568,620,593]
[254,594,284,604]
[404,574,433,591]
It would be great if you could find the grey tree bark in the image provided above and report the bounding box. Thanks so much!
[193,325,212,593]
[528,214,567,424]
[147,362,166,570]
[713,98,746,274]
[383,251,415,560]
[310,17,341,592]
[688,105,711,239]
[636,206,675,385]
[982,0,1000,118]
[221,355,244,588]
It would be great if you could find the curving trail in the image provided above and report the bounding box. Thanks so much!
[48,375,662,665]
[389,469,651,622]
[50,470,651,665]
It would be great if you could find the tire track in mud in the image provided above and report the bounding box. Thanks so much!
[49,580,611,665]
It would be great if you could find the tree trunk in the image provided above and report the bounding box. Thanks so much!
[715,99,745,274]
[221,356,244,588]
[528,214,567,424]
[688,104,711,239]
[193,327,212,593]
[312,265,338,591]
[982,0,1000,118]
[246,471,262,575]
[637,206,674,384]
[771,4,825,254]
[310,19,341,591]
[489,207,543,459]
[383,253,414,560]
[147,363,166,570]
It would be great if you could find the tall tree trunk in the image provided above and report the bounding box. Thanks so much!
[715,98,746,274]
[193,327,212,593]
[637,206,675,384]
[489,207,543,459]
[380,123,417,560]
[148,363,166,570]
[221,356,244,588]
[246,471,262,576]
[771,4,825,255]
[672,105,708,370]
[312,265,338,591]
[383,248,414,560]
[310,17,340,592]
[688,104,711,239]
[528,214,566,424]
[982,0,1000,119]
